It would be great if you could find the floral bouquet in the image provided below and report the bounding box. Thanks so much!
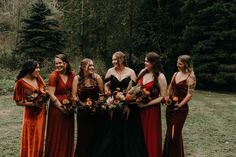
[162,96,179,111]
[62,98,77,113]
[126,85,152,104]
[103,88,129,120]
[76,97,100,114]
[24,89,49,108]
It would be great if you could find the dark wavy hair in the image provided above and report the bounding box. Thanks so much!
[137,52,164,87]
[55,53,72,75]
[16,59,38,81]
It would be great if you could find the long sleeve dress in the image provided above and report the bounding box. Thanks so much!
[163,73,190,157]
[13,75,46,157]
[45,71,75,157]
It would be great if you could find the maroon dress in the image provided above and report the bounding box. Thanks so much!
[137,77,162,157]
[45,71,75,157]
[163,73,190,157]
[74,84,102,157]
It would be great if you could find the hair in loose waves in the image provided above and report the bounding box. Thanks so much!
[55,53,72,75]
[16,59,38,81]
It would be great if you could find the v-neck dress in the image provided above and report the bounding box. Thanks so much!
[163,72,190,157]
[13,75,46,157]
[45,71,75,157]
[90,75,148,157]
[137,76,162,157]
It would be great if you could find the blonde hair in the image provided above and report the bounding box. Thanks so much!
[113,51,127,66]
[178,55,194,73]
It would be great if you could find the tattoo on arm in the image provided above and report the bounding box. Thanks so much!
[188,75,196,95]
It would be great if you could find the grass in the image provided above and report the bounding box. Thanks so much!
[0,90,236,157]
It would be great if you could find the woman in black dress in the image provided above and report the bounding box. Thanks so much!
[72,58,104,157]
[91,51,148,157]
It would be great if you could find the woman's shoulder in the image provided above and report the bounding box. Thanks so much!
[94,73,102,79]
[125,67,135,73]
[14,79,24,86]
[188,72,196,82]
[74,75,80,80]
[49,70,58,77]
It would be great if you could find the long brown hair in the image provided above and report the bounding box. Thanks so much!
[137,52,164,87]
[78,58,97,86]
[55,54,72,75]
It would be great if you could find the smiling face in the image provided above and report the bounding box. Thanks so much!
[55,57,67,73]
[144,57,153,71]
[31,64,40,78]
[112,55,119,68]
[85,60,95,75]
[177,59,185,72]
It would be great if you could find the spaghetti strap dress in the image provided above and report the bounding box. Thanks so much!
[137,77,162,157]
[163,73,190,157]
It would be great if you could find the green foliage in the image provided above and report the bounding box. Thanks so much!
[14,1,65,61]
[182,0,236,90]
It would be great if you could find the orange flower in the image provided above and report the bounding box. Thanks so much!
[172,96,179,102]
[62,99,70,105]
[85,98,93,106]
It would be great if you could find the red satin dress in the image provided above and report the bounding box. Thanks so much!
[137,77,162,157]
[163,73,189,157]
[13,75,46,157]
[45,71,75,157]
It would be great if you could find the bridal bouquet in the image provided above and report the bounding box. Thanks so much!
[163,96,179,111]
[103,88,129,120]
[126,85,152,104]
[25,89,49,108]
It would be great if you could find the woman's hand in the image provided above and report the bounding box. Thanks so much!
[136,102,148,108]
[173,103,182,111]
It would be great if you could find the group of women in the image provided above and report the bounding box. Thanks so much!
[13,51,196,157]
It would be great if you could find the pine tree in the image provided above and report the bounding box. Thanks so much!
[15,1,65,61]
[182,0,236,90]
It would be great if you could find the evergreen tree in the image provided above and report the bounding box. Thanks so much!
[15,1,65,61]
[182,0,236,90]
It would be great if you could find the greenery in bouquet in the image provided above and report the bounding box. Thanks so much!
[75,93,110,114]
[104,88,130,120]
[62,98,76,113]
[126,85,152,104]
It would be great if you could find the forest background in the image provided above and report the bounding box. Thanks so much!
[0,0,235,94]
[0,1,235,157]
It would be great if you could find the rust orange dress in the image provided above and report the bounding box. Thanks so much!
[45,71,75,157]
[13,75,46,157]
[137,77,162,157]
[163,73,190,157]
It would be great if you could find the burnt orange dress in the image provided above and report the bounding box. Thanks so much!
[45,71,75,157]
[13,75,46,157]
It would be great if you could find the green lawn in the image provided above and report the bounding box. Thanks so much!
[0,90,236,157]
